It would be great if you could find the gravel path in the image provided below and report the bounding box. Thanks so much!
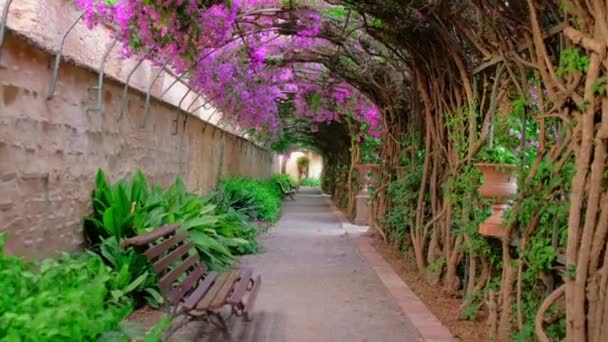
[176,187,423,341]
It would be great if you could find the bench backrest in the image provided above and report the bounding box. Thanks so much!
[275,181,292,193]
[121,224,206,305]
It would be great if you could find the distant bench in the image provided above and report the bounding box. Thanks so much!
[121,224,261,339]
[276,181,296,200]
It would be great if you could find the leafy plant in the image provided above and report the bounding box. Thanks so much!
[476,145,518,165]
[83,169,150,246]
[99,237,162,308]
[219,176,284,223]
[299,177,321,186]
[382,157,425,251]
[85,169,269,273]
[557,48,590,78]
[0,233,132,341]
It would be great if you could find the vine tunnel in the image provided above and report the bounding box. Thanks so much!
[2,0,608,341]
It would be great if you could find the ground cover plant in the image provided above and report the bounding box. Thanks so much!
[0,234,168,342]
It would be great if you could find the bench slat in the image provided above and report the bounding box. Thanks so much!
[153,241,194,274]
[209,270,241,309]
[145,232,188,260]
[170,264,207,304]
[121,224,180,247]
[227,268,253,305]
[159,253,199,291]
[196,273,230,310]
[182,271,218,310]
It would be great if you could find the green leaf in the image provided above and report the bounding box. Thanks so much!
[180,216,219,230]
[123,272,149,294]
[144,288,164,305]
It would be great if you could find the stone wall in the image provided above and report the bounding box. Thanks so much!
[0,0,229,129]
[0,33,278,258]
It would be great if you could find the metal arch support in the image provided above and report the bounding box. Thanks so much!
[201,109,217,135]
[0,0,14,63]
[159,67,194,99]
[177,87,192,109]
[117,57,146,120]
[47,13,84,100]
[140,60,170,128]
[185,94,202,112]
[189,100,210,114]
[88,39,117,113]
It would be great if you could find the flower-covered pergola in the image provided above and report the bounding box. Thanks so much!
[76,0,385,140]
[75,1,608,341]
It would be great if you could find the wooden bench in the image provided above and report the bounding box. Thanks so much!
[276,181,296,200]
[120,224,261,338]
[289,181,300,192]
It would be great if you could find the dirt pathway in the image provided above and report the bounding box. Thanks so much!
[178,187,424,341]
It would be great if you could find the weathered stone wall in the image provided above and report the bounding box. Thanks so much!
[0,33,277,258]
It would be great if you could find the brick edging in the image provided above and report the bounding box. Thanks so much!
[324,196,456,342]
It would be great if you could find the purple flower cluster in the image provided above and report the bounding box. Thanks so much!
[75,0,382,135]
[528,85,550,109]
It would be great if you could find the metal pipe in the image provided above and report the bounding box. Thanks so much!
[185,94,202,112]
[189,99,211,114]
[117,57,146,120]
[159,67,195,99]
[177,87,192,109]
[47,13,84,100]
[140,60,170,128]
[88,39,117,113]
[0,0,14,62]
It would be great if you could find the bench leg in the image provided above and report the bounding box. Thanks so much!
[208,311,231,340]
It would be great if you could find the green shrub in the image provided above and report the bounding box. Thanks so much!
[219,176,283,223]
[299,178,320,186]
[0,233,167,341]
[84,169,264,274]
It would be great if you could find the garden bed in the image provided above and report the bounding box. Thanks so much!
[1,170,292,340]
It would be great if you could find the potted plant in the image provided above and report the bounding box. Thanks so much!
[475,145,518,238]
[353,163,380,194]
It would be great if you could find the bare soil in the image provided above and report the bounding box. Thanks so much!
[370,235,488,342]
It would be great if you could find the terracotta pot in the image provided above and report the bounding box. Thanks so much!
[475,163,517,238]
[354,163,378,193]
